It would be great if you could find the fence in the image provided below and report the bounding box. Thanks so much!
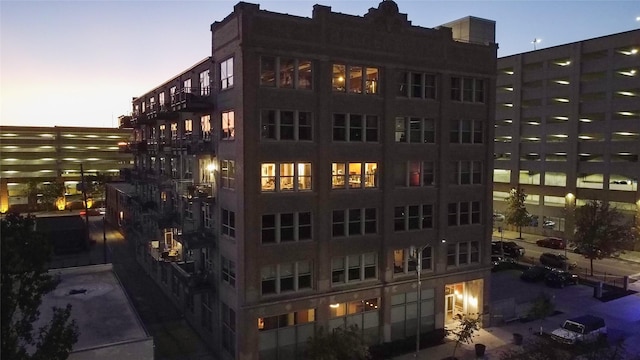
[517,255,633,290]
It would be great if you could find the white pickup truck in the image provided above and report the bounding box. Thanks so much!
[551,315,607,344]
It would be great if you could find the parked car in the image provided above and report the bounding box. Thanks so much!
[536,237,565,249]
[542,220,555,229]
[491,255,518,272]
[520,265,553,282]
[540,252,576,269]
[80,208,101,216]
[492,241,525,258]
[493,213,505,222]
[551,315,607,345]
[571,244,602,258]
[545,269,579,288]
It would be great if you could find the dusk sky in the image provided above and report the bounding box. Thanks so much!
[1,0,639,128]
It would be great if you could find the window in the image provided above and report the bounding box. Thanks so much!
[170,86,177,104]
[258,309,316,359]
[331,162,378,189]
[183,78,192,93]
[394,204,433,231]
[397,161,435,187]
[398,72,437,99]
[261,110,313,141]
[447,241,480,267]
[451,77,484,103]
[451,161,482,185]
[333,64,379,94]
[159,92,165,106]
[395,117,435,143]
[260,56,313,89]
[222,110,235,140]
[222,256,236,287]
[184,119,193,139]
[331,253,377,285]
[204,203,213,229]
[221,302,236,357]
[221,160,235,189]
[332,114,378,142]
[261,212,312,244]
[261,261,312,295]
[261,162,312,192]
[447,201,481,226]
[393,247,433,275]
[222,209,235,238]
[171,122,178,140]
[450,120,483,144]
[220,57,234,89]
[201,115,211,140]
[199,70,210,95]
[332,208,377,237]
[328,298,380,340]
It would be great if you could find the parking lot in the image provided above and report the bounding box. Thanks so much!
[489,268,640,356]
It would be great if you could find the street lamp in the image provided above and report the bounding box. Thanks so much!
[410,239,446,357]
[532,38,542,50]
[564,193,575,270]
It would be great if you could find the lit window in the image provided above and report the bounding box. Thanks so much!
[222,110,235,140]
[260,162,312,192]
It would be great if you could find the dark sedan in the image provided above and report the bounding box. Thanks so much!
[545,270,579,288]
[492,241,526,259]
[536,237,565,249]
[491,255,518,272]
[520,265,553,282]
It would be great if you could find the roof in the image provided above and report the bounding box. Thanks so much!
[40,264,153,359]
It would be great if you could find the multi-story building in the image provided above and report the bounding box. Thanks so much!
[0,125,133,213]
[493,30,640,241]
[117,1,497,359]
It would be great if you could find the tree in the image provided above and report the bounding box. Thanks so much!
[573,200,634,276]
[1,213,79,359]
[505,187,530,239]
[448,314,481,359]
[21,179,41,212]
[40,182,66,211]
[527,293,555,335]
[305,325,370,360]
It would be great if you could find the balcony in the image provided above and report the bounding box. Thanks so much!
[186,184,214,201]
[147,104,179,121]
[171,261,214,294]
[157,210,179,229]
[170,88,214,112]
[129,141,147,154]
[177,230,214,251]
[131,111,156,127]
[186,140,213,155]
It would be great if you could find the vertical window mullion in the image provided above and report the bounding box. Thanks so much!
[275,214,281,243]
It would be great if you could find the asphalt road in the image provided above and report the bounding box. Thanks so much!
[498,237,640,280]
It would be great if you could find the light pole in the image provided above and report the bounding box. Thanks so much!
[532,38,541,50]
[411,239,445,357]
[564,193,575,270]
